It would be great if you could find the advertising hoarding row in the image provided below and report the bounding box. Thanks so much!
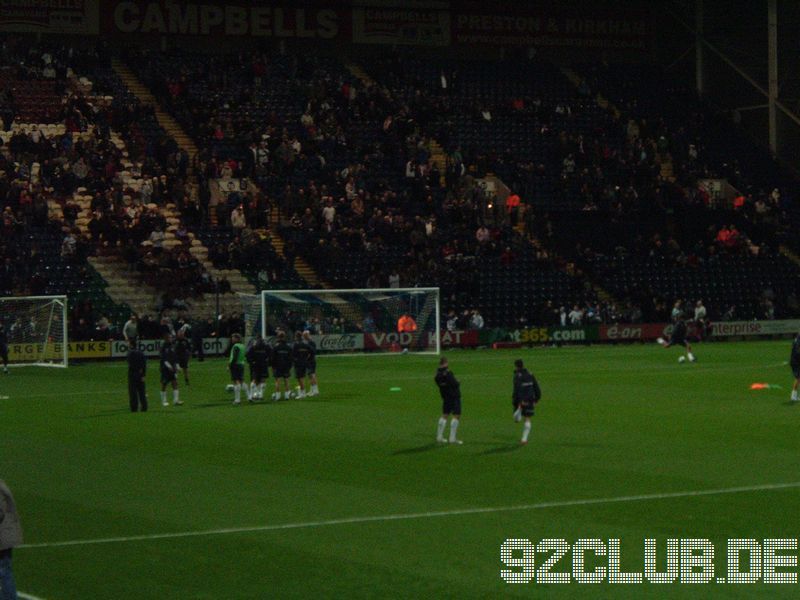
[7,321,796,362]
[5,1,652,52]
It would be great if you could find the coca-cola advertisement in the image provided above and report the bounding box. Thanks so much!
[261,333,364,353]
[314,333,364,352]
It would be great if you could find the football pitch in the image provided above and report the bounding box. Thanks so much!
[1,341,798,598]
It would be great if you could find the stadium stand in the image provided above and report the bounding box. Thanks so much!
[3,33,800,335]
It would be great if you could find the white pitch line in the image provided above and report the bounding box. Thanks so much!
[19,592,47,600]
[19,481,800,550]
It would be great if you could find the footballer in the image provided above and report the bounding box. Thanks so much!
[246,334,270,401]
[302,330,319,396]
[175,329,192,386]
[229,333,246,404]
[790,332,800,403]
[434,356,462,445]
[512,359,541,445]
[271,331,293,401]
[657,316,696,362]
[292,331,314,399]
[159,333,182,407]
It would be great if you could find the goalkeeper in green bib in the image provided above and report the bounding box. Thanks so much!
[229,333,247,405]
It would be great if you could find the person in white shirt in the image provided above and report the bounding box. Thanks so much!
[568,305,583,325]
[694,300,708,339]
[321,198,335,225]
[149,227,165,249]
[694,300,707,322]
[231,205,247,230]
[470,310,484,330]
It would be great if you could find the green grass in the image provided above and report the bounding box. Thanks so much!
[1,341,798,599]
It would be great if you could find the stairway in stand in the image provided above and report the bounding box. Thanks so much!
[114,57,327,291]
[268,206,326,289]
[73,59,257,317]
[111,58,200,161]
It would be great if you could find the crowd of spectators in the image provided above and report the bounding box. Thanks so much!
[99,45,800,328]
[0,36,232,326]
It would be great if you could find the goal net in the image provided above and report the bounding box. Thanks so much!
[239,288,440,355]
[0,295,68,367]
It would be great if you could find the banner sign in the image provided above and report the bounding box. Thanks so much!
[106,2,347,38]
[436,329,479,347]
[510,326,599,344]
[452,8,651,49]
[111,337,228,358]
[8,341,110,362]
[307,333,364,352]
[599,323,669,342]
[711,320,800,337]
[362,330,478,350]
[0,0,99,34]
[113,334,365,357]
[352,7,450,46]
[98,2,650,51]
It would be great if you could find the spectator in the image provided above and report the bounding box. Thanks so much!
[469,309,484,330]
[0,478,23,600]
[231,204,247,230]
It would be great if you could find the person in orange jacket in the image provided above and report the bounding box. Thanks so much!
[397,313,417,353]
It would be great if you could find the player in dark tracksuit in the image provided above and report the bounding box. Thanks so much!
[657,317,696,362]
[292,331,314,399]
[302,330,319,396]
[159,334,182,407]
[174,331,192,386]
[0,322,8,373]
[271,331,293,401]
[512,359,541,445]
[435,357,462,444]
[246,335,271,401]
[127,338,147,412]
[790,334,800,403]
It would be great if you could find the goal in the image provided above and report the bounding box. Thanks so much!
[0,295,68,367]
[239,288,441,355]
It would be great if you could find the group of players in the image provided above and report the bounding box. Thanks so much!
[434,357,542,445]
[226,330,318,404]
[125,329,320,412]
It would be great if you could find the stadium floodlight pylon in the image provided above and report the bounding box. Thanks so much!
[0,295,68,367]
[239,288,441,355]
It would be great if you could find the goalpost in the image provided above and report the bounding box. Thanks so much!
[239,288,441,355]
[0,295,68,367]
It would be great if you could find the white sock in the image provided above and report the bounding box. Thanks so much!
[449,418,459,442]
[284,390,290,400]
[160,391,167,404]
[522,421,532,442]
[436,417,447,440]
[513,406,522,421]
[311,384,318,394]
[234,384,241,402]
[258,383,265,398]
[792,390,798,401]
[687,352,695,361]
[173,389,180,404]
